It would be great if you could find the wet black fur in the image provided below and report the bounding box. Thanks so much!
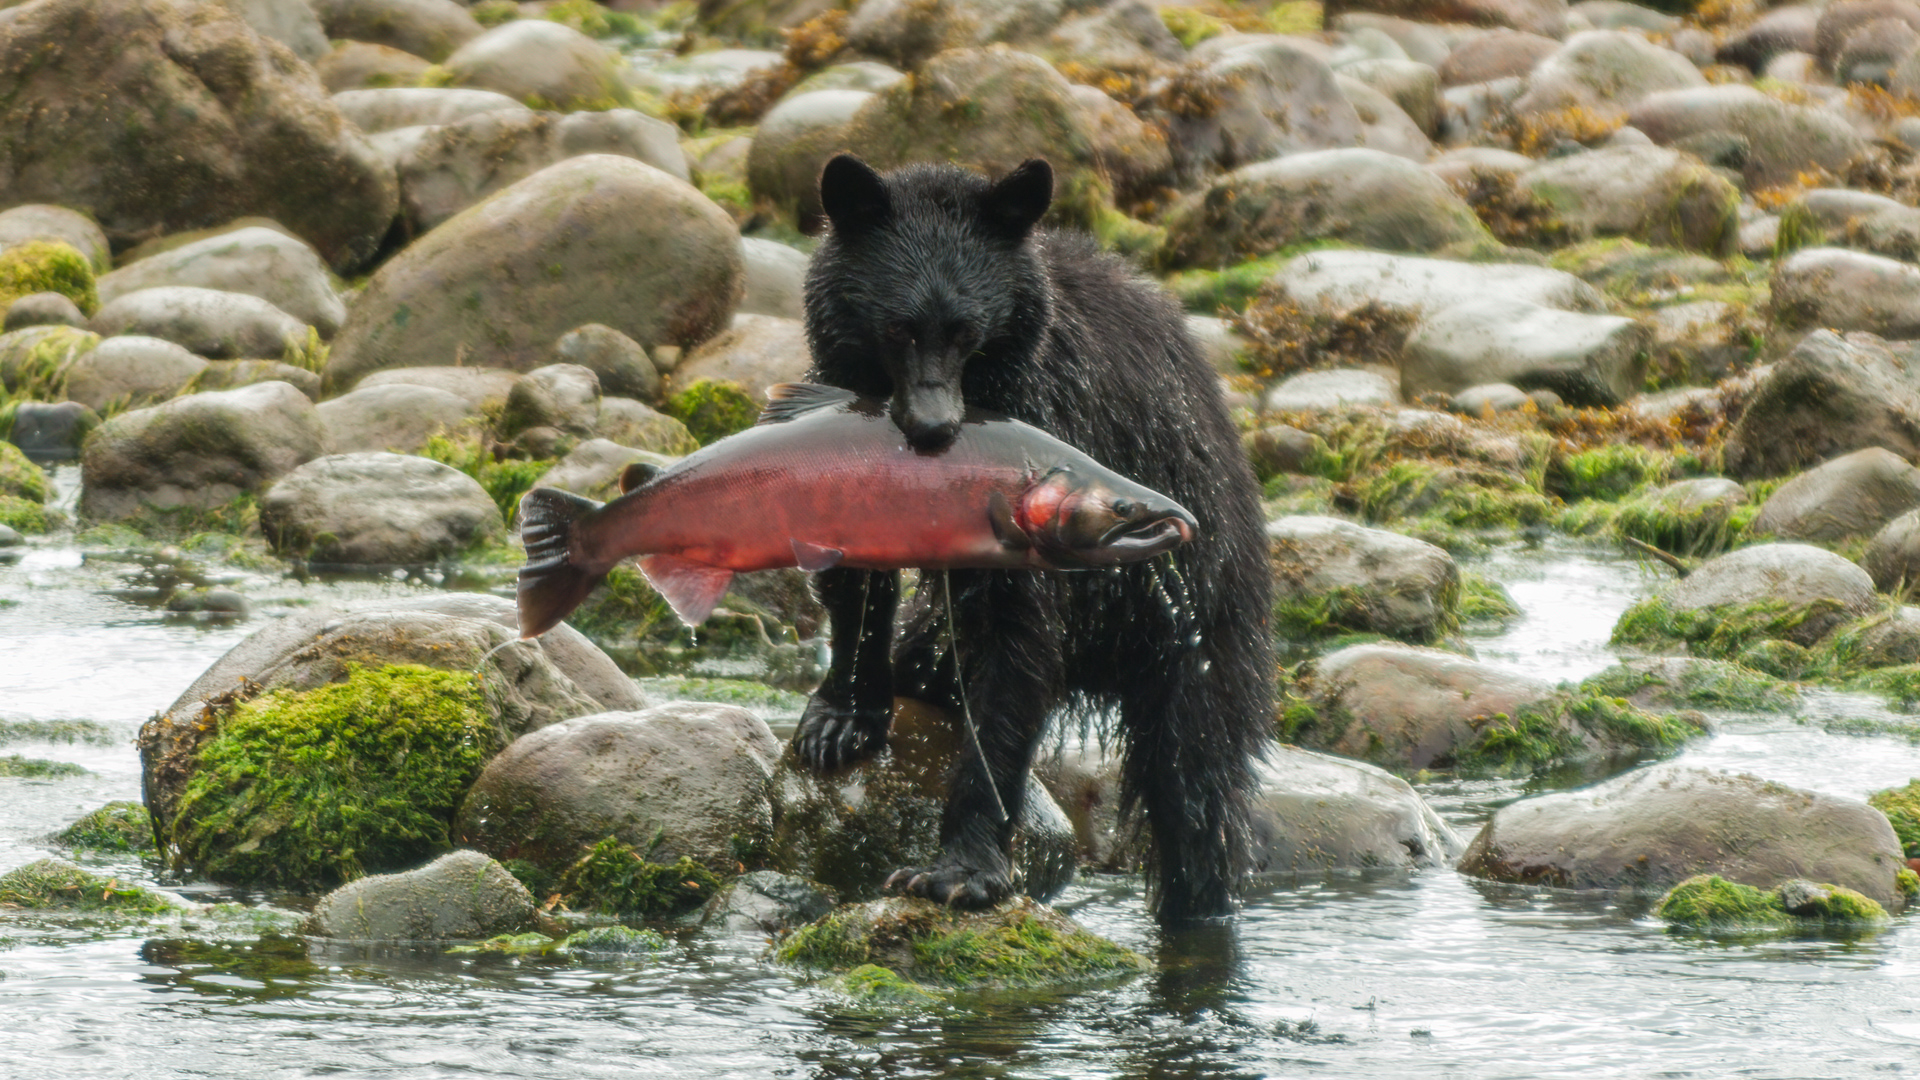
[795,155,1275,923]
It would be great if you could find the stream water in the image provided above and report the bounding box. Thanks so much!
[3,470,1918,1079]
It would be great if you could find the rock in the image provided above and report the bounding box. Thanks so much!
[1836,15,1919,85]
[6,401,99,462]
[354,366,520,411]
[1423,145,1536,186]
[316,382,476,454]
[701,870,836,934]
[0,324,98,398]
[261,451,501,564]
[1158,35,1364,175]
[59,336,208,412]
[840,0,1069,69]
[669,314,810,403]
[553,324,659,401]
[1614,543,1878,650]
[841,45,1169,208]
[79,382,323,522]
[0,205,111,271]
[1157,149,1490,269]
[1459,763,1911,909]
[221,0,329,61]
[1750,448,1920,543]
[771,698,1077,903]
[1267,515,1459,641]
[0,858,184,914]
[89,287,309,361]
[1339,75,1435,160]
[595,399,698,457]
[184,359,322,401]
[1340,58,1443,137]
[395,108,688,233]
[5,293,85,331]
[1725,331,1920,479]
[315,41,435,93]
[739,238,808,320]
[310,0,483,63]
[1045,0,1183,69]
[1401,298,1649,406]
[0,0,398,272]
[1582,656,1800,713]
[1609,476,1749,554]
[1263,369,1399,412]
[1269,250,1606,323]
[325,156,742,392]
[1438,29,1560,86]
[331,87,532,132]
[1825,605,1920,667]
[791,61,906,95]
[1782,189,1920,263]
[1450,382,1532,414]
[747,89,875,233]
[537,438,679,502]
[1717,5,1819,71]
[1512,30,1706,119]
[1817,0,1920,70]
[1628,86,1865,192]
[499,363,600,439]
[441,19,629,112]
[455,702,783,870]
[98,227,346,338]
[305,850,537,940]
[1773,247,1920,343]
[1865,509,1920,592]
[1326,0,1568,36]
[1516,146,1738,256]
[1245,423,1322,477]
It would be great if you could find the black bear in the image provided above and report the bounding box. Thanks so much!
[793,154,1274,923]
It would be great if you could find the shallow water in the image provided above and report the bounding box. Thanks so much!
[4,516,1920,1080]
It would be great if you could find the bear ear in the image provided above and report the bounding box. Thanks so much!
[819,154,892,237]
[978,158,1052,239]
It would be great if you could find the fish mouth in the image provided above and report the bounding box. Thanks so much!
[1096,510,1196,556]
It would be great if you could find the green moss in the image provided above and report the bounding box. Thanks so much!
[0,754,88,778]
[1612,597,1840,660]
[448,932,561,956]
[1773,200,1823,259]
[636,676,808,714]
[1550,444,1671,502]
[1352,460,1554,533]
[0,493,50,533]
[567,562,679,647]
[1455,692,1701,776]
[1868,780,1920,859]
[558,836,722,918]
[1580,660,1799,712]
[1266,1,1321,33]
[1457,710,1581,776]
[1164,254,1288,314]
[420,433,556,523]
[1159,6,1232,47]
[1899,868,1919,898]
[1656,875,1794,931]
[542,0,644,36]
[1608,487,1751,558]
[0,858,175,913]
[167,664,498,890]
[0,324,98,399]
[1792,884,1890,923]
[55,802,155,853]
[280,327,328,374]
[1459,571,1521,625]
[0,439,48,502]
[468,0,517,28]
[1277,696,1320,743]
[833,962,942,1003]
[663,379,759,446]
[0,241,96,316]
[563,924,671,954]
[0,717,115,745]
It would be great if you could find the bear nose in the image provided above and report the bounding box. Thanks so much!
[902,414,960,451]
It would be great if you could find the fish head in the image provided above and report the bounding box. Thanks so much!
[1016,466,1198,566]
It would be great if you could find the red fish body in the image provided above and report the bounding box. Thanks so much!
[516,383,1197,636]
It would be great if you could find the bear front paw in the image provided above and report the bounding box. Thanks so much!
[883,860,1012,909]
[791,695,890,771]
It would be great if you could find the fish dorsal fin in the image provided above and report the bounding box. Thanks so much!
[618,461,662,494]
[638,555,735,626]
[791,539,844,571]
[758,382,859,425]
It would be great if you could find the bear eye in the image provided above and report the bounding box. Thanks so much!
[948,323,980,350]
[882,323,913,346]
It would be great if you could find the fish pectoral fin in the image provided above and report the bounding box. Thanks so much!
[790,539,844,572]
[758,382,859,424]
[618,461,662,494]
[988,490,1032,551]
[638,555,735,626]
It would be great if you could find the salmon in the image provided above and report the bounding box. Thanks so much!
[515,382,1198,637]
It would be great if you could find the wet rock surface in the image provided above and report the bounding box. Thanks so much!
[305,850,538,940]
[260,452,503,565]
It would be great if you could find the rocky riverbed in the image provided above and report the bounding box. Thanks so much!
[6,0,1920,1075]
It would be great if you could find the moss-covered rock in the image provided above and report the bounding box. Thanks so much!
[303,849,539,940]
[555,836,724,918]
[1580,657,1800,713]
[0,755,89,778]
[1868,780,1920,859]
[1656,874,1889,933]
[1549,444,1671,503]
[0,324,98,400]
[0,858,177,913]
[54,801,156,853]
[0,240,97,316]
[1611,543,1878,656]
[662,378,759,446]
[1603,477,1754,558]
[774,896,1148,989]
[165,664,501,890]
[1267,515,1460,644]
[0,441,46,503]
[563,924,670,955]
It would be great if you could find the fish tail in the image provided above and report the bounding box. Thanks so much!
[516,487,611,638]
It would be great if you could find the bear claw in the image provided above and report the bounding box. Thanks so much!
[792,695,889,771]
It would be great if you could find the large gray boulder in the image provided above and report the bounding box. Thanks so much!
[79,382,323,521]
[746,89,875,233]
[97,227,345,338]
[1751,448,1920,543]
[1157,35,1363,176]
[305,850,536,940]
[395,109,688,233]
[669,315,811,404]
[1267,516,1459,641]
[1269,250,1607,322]
[325,156,742,393]
[456,703,783,870]
[1511,30,1705,118]
[1459,764,1911,909]
[1516,145,1738,256]
[1628,85,1866,191]
[89,287,309,361]
[1156,149,1491,269]
[1400,298,1650,406]
[1621,543,1879,648]
[0,0,398,272]
[310,0,483,63]
[1724,330,1920,480]
[1865,508,1920,592]
[318,382,477,454]
[331,87,531,133]
[0,205,113,271]
[59,336,207,413]
[440,20,630,112]
[261,452,503,564]
[1771,247,1920,342]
